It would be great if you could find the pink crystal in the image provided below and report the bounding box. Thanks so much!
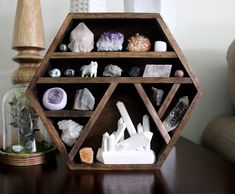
[68,22,94,52]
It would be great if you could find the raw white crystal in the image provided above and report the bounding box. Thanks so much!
[68,22,94,52]
[143,64,172,77]
[103,65,123,77]
[58,120,83,146]
[73,88,95,110]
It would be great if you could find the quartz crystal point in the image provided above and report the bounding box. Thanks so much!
[58,120,83,146]
[68,22,94,52]
[163,96,189,132]
[96,32,124,51]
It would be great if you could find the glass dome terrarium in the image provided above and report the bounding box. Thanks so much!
[1,83,55,166]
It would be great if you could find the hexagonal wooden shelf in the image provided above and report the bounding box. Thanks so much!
[26,13,202,170]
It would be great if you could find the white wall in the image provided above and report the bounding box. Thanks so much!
[0,0,234,144]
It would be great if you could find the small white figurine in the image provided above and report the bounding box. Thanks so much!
[80,61,98,77]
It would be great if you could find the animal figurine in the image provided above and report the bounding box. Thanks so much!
[80,61,98,77]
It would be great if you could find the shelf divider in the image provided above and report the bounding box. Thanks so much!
[134,84,171,144]
[68,82,118,161]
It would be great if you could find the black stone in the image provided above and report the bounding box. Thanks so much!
[128,66,141,77]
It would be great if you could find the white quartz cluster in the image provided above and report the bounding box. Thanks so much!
[96,101,156,164]
[58,120,83,146]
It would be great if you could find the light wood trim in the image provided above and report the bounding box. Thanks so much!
[134,84,171,144]
[68,82,118,161]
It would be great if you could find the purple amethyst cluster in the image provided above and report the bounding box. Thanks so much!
[96,32,124,51]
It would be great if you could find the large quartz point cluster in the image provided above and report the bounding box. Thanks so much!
[58,120,83,146]
[68,22,94,52]
[96,32,124,51]
[96,101,156,164]
[73,88,95,110]
[163,96,189,132]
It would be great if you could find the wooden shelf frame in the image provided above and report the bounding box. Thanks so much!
[51,51,177,59]
[26,13,202,170]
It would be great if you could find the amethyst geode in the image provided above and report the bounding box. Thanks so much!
[42,87,67,110]
[96,32,124,51]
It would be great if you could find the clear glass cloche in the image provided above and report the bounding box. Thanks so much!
[2,83,51,154]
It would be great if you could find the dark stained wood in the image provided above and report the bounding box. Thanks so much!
[37,77,193,84]
[45,110,93,117]
[134,84,170,144]
[52,51,177,59]
[158,84,180,119]
[0,138,234,194]
[26,13,202,170]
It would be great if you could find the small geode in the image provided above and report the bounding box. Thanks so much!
[127,33,151,52]
[96,32,124,51]
[42,87,67,110]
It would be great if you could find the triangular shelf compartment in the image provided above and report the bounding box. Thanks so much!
[27,13,202,170]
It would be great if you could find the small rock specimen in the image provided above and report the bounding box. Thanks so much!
[58,120,83,146]
[154,41,167,52]
[79,147,94,164]
[143,64,172,77]
[64,69,75,77]
[96,32,124,51]
[80,61,98,77]
[103,64,123,77]
[42,87,67,110]
[163,96,189,132]
[128,66,141,77]
[151,87,164,106]
[49,68,61,77]
[59,44,68,52]
[68,22,94,52]
[73,88,95,110]
[127,33,151,52]
[174,70,184,77]
[12,144,24,153]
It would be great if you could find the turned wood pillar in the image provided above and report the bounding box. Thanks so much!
[12,0,45,84]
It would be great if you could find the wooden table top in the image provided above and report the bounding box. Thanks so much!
[0,137,234,194]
